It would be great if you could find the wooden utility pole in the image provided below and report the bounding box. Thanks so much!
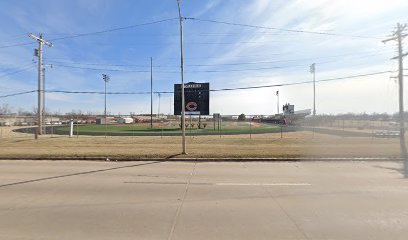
[383,23,408,176]
[29,33,52,136]
[177,0,187,154]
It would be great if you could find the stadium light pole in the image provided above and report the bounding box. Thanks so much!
[177,0,187,154]
[102,74,110,138]
[276,90,279,114]
[150,57,153,129]
[310,63,316,116]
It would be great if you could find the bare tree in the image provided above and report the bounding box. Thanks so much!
[0,103,13,115]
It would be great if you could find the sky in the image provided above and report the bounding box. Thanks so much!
[0,0,408,116]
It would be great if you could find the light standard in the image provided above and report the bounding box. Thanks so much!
[102,74,110,138]
[310,63,316,116]
[177,0,187,154]
[276,90,279,114]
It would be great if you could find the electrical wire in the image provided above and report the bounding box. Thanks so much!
[185,17,383,39]
[0,90,36,99]
[48,62,319,73]
[0,64,35,79]
[0,18,178,49]
[211,71,392,92]
[45,50,390,69]
[50,64,151,73]
[39,70,391,96]
[48,17,178,42]
[0,70,393,99]
[0,62,36,73]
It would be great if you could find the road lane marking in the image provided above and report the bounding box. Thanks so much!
[124,181,311,186]
[215,183,311,186]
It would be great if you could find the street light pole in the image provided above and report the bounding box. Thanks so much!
[177,0,187,154]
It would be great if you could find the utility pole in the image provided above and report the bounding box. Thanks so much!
[177,0,187,154]
[276,90,279,114]
[42,67,46,134]
[29,33,52,136]
[383,23,408,177]
[42,64,52,134]
[150,57,153,129]
[310,63,316,116]
[102,74,110,138]
[158,93,161,118]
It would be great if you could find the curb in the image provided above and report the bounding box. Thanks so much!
[0,156,403,162]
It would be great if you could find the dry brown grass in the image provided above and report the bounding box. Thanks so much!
[0,126,401,159]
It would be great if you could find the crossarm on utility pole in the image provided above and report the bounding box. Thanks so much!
[29,33,53,46]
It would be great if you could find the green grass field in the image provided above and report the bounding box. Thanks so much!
[55,121,280,136]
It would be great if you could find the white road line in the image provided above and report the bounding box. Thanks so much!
[215,183,312,186]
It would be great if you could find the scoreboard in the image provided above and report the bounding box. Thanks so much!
[174,82,209,115]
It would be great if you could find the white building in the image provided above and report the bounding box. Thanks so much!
[117,117,134,124]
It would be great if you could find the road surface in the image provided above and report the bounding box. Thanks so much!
[0,160,407,240]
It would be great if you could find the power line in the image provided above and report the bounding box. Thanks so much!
[185,17,383,39]
[0,70,392,99]
[45,60,152,68]
[45,49,392,69]
[47,70,391,94]
[0,64,35,79]
[48,62,321,73]
[0,62,36,73]
[48,60,394,74]
[0,18,178,50]
[0,42,35,50]
[50,64,151,73]
[186,52,390,67]
[49,18,178,42]
[0,90,36,99]
[211,71,391,92]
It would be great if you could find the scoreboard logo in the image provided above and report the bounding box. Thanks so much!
[186,102,198,111]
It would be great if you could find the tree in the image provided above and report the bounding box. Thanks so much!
[238,114,246,121]
[17,107,34,116]
[0,103,13,115]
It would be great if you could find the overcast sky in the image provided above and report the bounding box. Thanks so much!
[0,0,408,115]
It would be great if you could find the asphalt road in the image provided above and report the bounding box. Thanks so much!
[0,160,407,240]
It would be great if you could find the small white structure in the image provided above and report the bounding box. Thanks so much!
[96,117,115,124]
[117,117,134,124]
